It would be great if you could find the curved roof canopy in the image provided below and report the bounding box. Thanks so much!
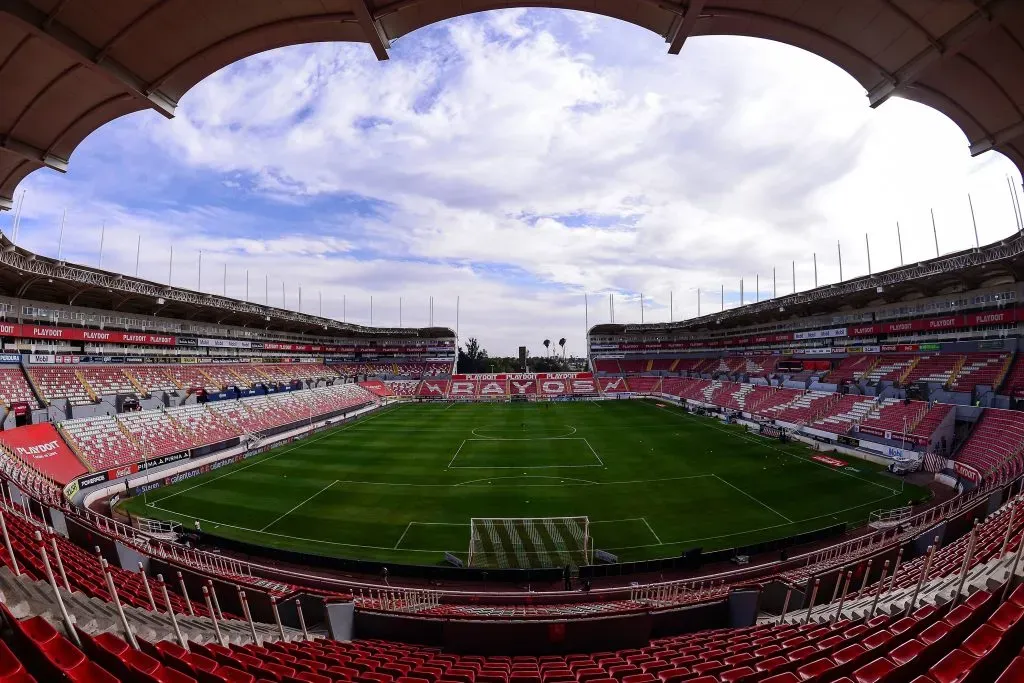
[1,0,1023,210]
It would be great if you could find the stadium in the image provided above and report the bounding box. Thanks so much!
[5,1,1024,682]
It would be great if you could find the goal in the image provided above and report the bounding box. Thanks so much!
[467,516,591,569]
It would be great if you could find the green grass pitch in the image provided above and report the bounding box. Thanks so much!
[120,400,929,566]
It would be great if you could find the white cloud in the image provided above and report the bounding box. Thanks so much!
[8,9,1024,355]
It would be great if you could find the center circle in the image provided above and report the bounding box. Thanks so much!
[471,424,577,440]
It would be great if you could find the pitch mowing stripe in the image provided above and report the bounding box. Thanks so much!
[554,518,588,566]
[499,520,530,569]
[473,522,501,568]
[483,521,509,569]
[512,520,542,568]
[538,521,570,567]
[523,521,553,568]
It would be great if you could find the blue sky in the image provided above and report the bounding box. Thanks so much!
[4,9,1024,355]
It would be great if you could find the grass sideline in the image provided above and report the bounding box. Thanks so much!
[119,400,928,566]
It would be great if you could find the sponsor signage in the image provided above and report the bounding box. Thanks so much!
[9,324,177,346]
[794,327,847,340]
[136,452,191,471]
[954,461,982,482]
[198,337,251,349]
[177,337,199,346]
[106,463,139,481]
[0,424,88,484]
[78,472,107,488]
[812,454,848,467]
[0,354,20,364]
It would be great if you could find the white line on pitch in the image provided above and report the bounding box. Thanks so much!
[714,474,794,524]
[582,438,604,466]
[259,479,338,532]
[446,440,467,469]
[146,502,440,553]
[393,522,413,549]
[642,401,898,493]
[601,491,903,551]
[150,405,399,504]
[641,517,663,545]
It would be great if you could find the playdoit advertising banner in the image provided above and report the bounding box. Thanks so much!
[0,424,87,485]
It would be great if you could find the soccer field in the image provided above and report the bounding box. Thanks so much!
[121,400,928,566]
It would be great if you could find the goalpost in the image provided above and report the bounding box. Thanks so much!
[467,516,591,569]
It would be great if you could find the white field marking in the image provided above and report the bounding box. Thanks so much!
[455,476,600,486]
[395,521,472,550]
[582,438,604,467]
[471,425,577,439]
[259,479,339,532]
[147,502,441,553]
[447,437,603,469]
[150,404,401,504]
[393,523,412,549]
[641,517,663,545]
[145,489,903,558]
[642,401,899,493]
[444,401,457,410]
[599,491,904,551]
[713,474,794,524]
[446,440,467,469]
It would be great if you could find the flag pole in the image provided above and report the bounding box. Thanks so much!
[56,209,66,261]
[968,193,979,248]
[135,234,141,276]
[866,233,872,275]
[669,290,673,321]
[640,292,644,324]
[197,250,202,290]
[837,240,843,281]
[1009,176,1023,231]
[813,253,818,288]
[773,267,776,299]
[168,245,173,285]
[897,221,904,265]
[756,274,759,303]
[98,223,105,267]
[931,208,940,256]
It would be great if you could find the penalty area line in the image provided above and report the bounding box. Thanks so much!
[259,479,338,532]
[641,517,663,545]
[714,474,793,524]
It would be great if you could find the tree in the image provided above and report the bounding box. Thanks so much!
[458,337,489,373]
[558,337,566,358]
[543,339,551,357]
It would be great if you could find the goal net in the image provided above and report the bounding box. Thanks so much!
[467,517,591,569]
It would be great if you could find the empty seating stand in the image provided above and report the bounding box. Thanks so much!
[28,367,92,405]
[60,414,142,471]
[165,404,241,447]
[0,367,38,409]
[956,409,1024,476]
[951,352,1010,393]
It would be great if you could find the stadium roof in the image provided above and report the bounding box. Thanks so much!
[2,1,1024,210]
[590,231,1024,337]
[0,233,455,338]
